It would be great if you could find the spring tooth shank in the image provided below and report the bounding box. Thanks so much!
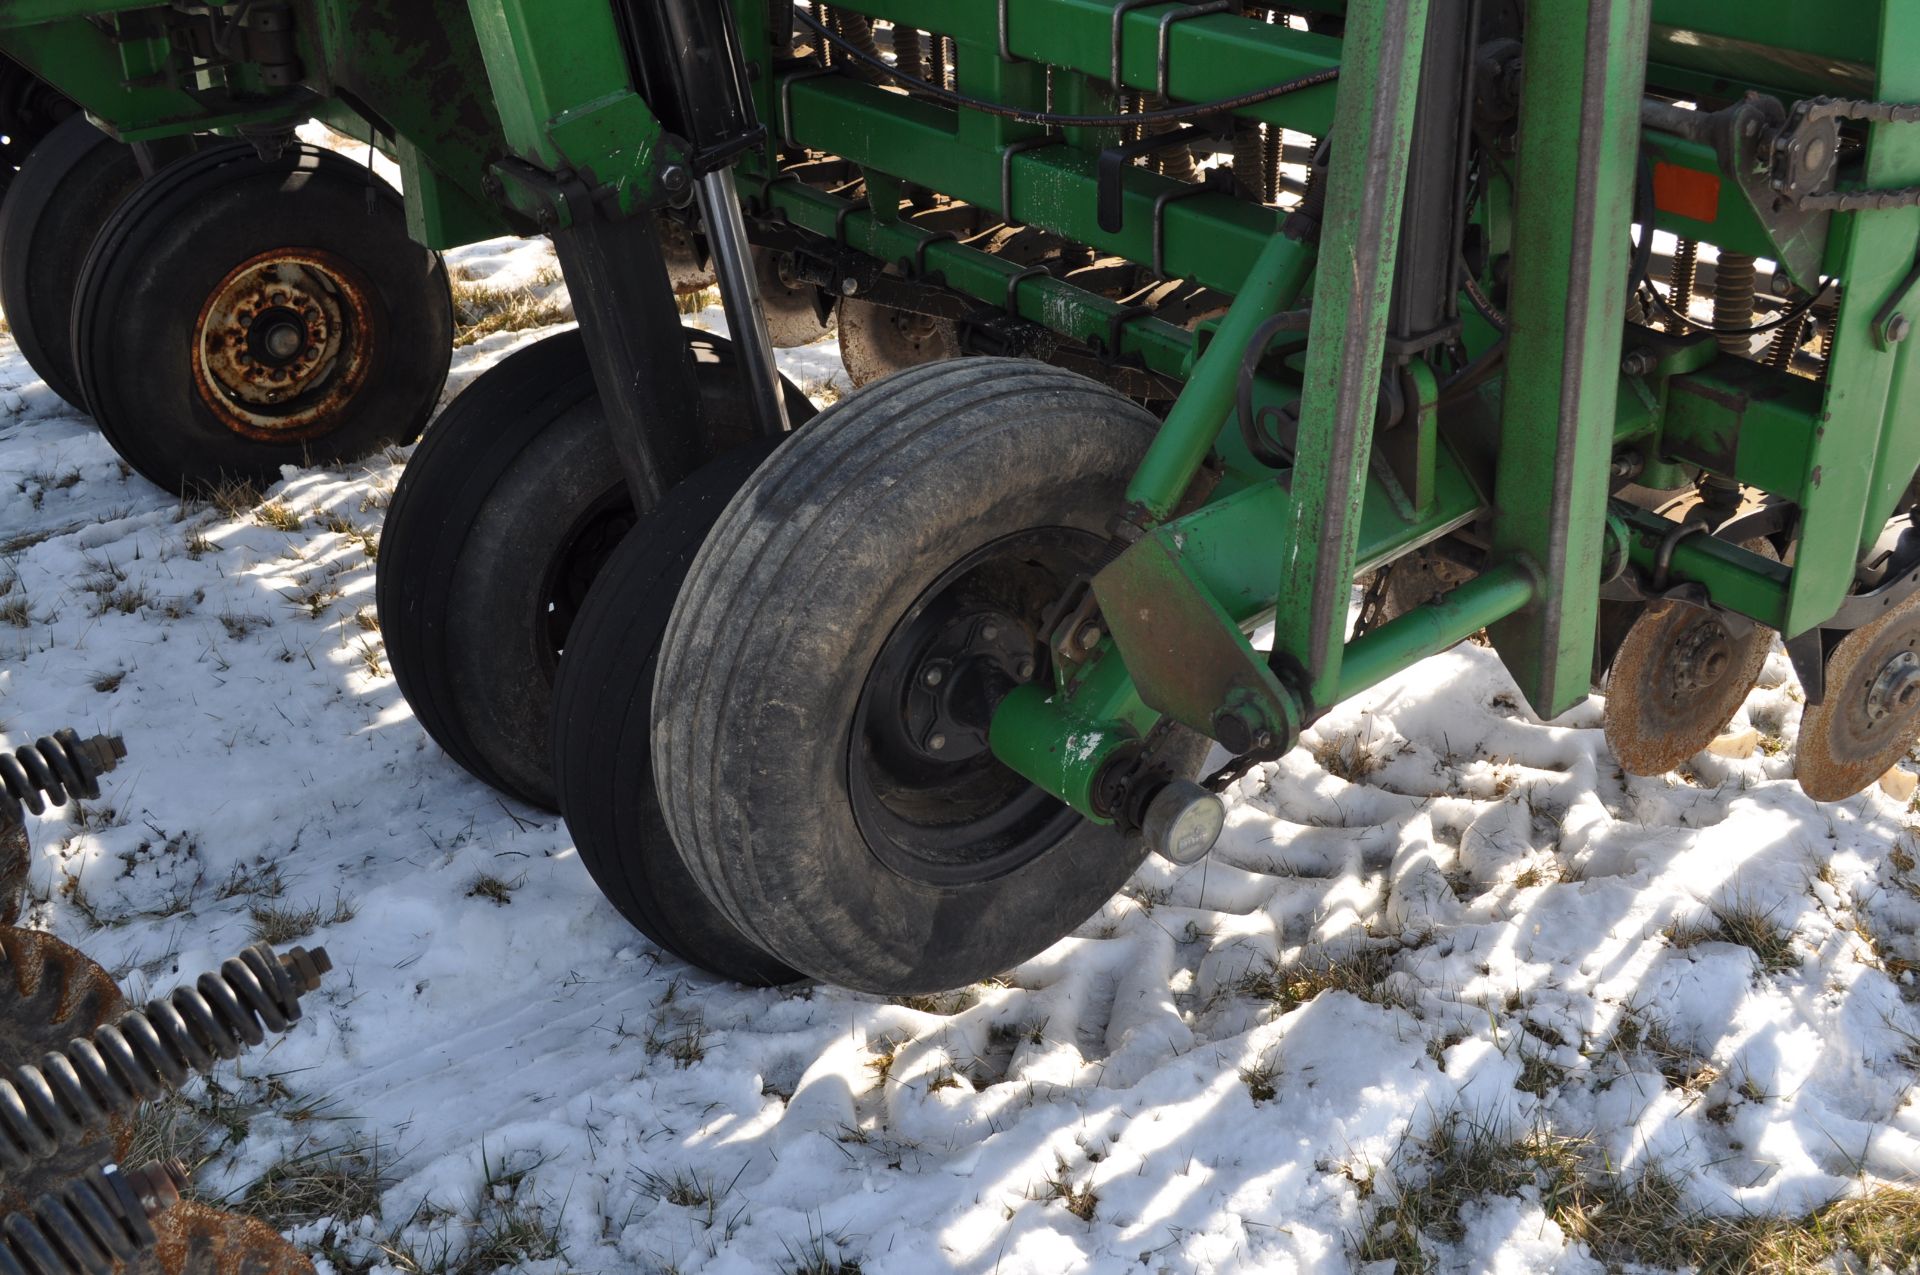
[0,1162,185,1275]
[0,944,328,1177]
[0,733,125,819]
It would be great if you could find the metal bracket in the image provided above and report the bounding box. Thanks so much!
[1155,1,1233,97]
[1101,304,1153,362]
[1824,562,1920,631]
[910,228,959,279]
[1152,170,1228,277]
[1110,0,1167,92]
[1004,264,1050,316]
[779,67,836,149]
[1098,121,1220,233]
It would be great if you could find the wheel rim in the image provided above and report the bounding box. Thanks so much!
[539,488,637,667]
[192,247,378,441]
[848,527,1096,886]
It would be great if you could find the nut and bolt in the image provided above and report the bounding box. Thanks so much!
[1620,348,1658,377]
[658,164,690,195]
[280,944,332,994]
[1076,624,1104,651]
[1015,658,1037,681]
[1865,649,1920,722]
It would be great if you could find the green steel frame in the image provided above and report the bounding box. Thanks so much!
[4,0,1919,821]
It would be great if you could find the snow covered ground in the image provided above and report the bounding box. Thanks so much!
[2,224,1918,1273]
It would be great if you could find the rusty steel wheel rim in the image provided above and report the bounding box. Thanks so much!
[192,248,377,443]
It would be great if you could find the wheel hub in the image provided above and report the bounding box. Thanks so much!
[1796,593,1920,800]
[903,613,1037,763]
[849,528,1100,885]
[1864,649,1920,723]
[194,249,376,441]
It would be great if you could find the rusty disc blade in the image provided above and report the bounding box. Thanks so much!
[1796,591,1920,801]
[1604,598,1774,776]
[837,297,959,388]
[754,247,831,349]
[0,924,131,1212]
[126,1200,314,1275]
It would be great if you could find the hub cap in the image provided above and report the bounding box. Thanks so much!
[193,249,376,441]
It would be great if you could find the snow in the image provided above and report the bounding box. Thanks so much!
[1,228,1917,1272]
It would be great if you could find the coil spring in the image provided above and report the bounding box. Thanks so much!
[0,943,329,1177]
[1713,251,1759,356]
[0,732,124,820]
[0,1162,182,1275]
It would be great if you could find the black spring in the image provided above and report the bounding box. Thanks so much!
[0,944,329,1177]
[0,1162,181,1275]
[0,732,124,819]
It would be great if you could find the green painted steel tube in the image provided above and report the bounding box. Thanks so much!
[1336,561,1538,703]
[1123,230,1316,520]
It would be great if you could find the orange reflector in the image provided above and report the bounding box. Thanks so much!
[1653,162,1721,224]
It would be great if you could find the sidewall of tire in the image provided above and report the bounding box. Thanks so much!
[656,360,1168,993]
[72,143,452,489]
[0,115,142,407]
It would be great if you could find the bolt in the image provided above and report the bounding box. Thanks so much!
[1620,348,1658,377]
[1886,313,1913,345]
[922,666,944,687]
[1076,624,1103,651]
[122,1160,188,1217]
[840,276,859,296]
[659,164,689,195]
[929,733,947,751]
[981,624,998,641]
[1015,658,1036,681]
[1866,649,1920,722]
[280,944,332,993]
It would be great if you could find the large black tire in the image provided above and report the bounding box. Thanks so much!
[652,358,1199,994]
[71,142,452,491]
[0,114,141,407]
[0,57,77,204]
[551,446,800,985]
[378,328,815,811]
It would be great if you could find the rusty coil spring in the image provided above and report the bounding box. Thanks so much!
[0,732,124,819]
[0,1161,183,1275]
[0,944,328,1176]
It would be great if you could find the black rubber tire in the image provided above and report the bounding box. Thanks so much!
[0,114,141,408]
[71,141,452,492]
[652,358,1195,994]
[378,327,815,811]
[0,57,77,205]
[551,445,800,985]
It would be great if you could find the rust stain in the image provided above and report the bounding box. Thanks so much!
[0,925,131,1214]
[191,248,379,444]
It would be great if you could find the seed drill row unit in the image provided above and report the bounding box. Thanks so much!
[4,0,1916,993]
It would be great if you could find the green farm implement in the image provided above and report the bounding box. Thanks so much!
[8,0,1918,993]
